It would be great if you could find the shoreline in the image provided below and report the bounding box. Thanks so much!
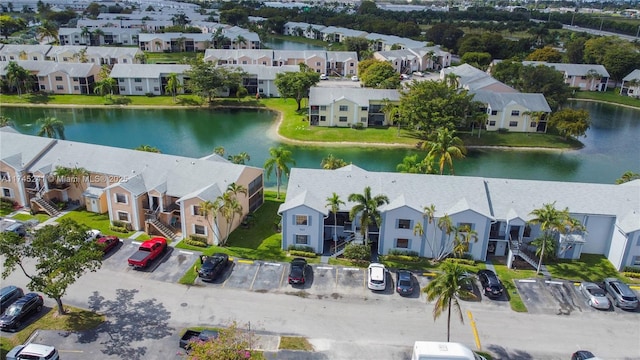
[569,97,640,110]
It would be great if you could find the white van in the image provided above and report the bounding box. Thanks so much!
[411,341,486,360]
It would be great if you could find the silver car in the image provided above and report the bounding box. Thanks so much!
[579,282,610,310]
[603,278,639,310]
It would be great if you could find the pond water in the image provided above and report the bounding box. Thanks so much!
[262,37,326,51]
[3,101,639,186]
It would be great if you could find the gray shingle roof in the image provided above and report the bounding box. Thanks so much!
[522,61,610,77]
[0,44,52,56]
[0,127,56,171]
[309,87,400,106]
[109,64,190,78]
[85,47,142,58]
[471,90,551,112]
[623,69,640,82]
[46,45,87,57]
[223,64,300,80]
[0,60,98,77]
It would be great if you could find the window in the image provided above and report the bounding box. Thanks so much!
[320,106,326,111]
[135,86,143,91]
[633,256,640,266]
[350,62,354,66]
[339,105,348,111]
[398,219,411,229]
[56,85,64,90]
[192,205,202,216]
[491,110,498,115]
[118,79,124,83]
[488,121,496,126]
[194,224,206,235]
[295,234,308,245]
[120,87,126,91]
[117,211,129,222]
[32,56,37,60]
[55,76,63,81]
[0,171,9,180]
[134,78,142,83]
[242,61,247,64]
[530,122,537,127]
[295,215,308,226]
[153,87,159,91]
[360,117,366,122]
[395,238,409,248]
[63,57,69,62]
[320,116,326,121]
[636,236,640,246]
[2,188,11,197]
[74,86,79,90]
[258,80,264,84]
[523,225,532,238]
[40,85,46,90]
[361,106,368,111]
[123,59,128,63]
[509,121,518,127]
[339,116,347,122]
[511,110,520,116]
[72,77,78,82]
[115,193,127,204]
[316,62,321,66]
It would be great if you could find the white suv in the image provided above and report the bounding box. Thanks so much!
[368,263,387,291]
[6,343,59,360]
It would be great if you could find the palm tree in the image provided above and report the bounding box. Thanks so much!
[91,28,104,46]
[381,98,402,136]
[219,191,243,246]
[615,171,640,184]
[422,128,466,175]
[37,117,65,139]
[326,192,345,253]
[53,166,88,188]
[424,262,475,342]
[264,146,295,199]
[348,186,389,243]
[134,145,160,153]
[422,204,438,257]
[396,153,437,174]
[528,202,570,275]
[226,182,247,199]
[228,152,251,165]
[5,61,30,97]
[93,77,117,99]
[134,52,148,64]
[436,214,455,260]
[199,199,222,245]
[213,146,225,156]
[321,154,347,169]
[80,26,91,45]
[453,225,478,258]
[235,35,247,49]
[585,69,602,91]
[212,27,226,49]
[444,72,460,88]
[37,20,58,44]
[164,73,182,102]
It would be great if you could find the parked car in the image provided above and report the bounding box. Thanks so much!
[288,258,309,285]
[0,286,24,313]
[0,219,26,237]
[0,293,44,331]
[6,343,59,360]
[571,350,599,360]
[198,253,230,281]
[179,328,219,351]
[400,74,411,80]
[85,229,102,241]
[320,74,328,80]
[477,270,504,299]
[396,270,414,296]
[367,263,387,291]
[351,75,360,82]
[127,237,167,269]
[412,71,424,77]
[96,236,119,254]
[603,278,639,310]
[579,282,611,310]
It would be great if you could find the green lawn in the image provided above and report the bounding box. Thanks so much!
[492,263,537,312]
[58,210,137,238]
[0,307,103,359]
[461,131,582,149]
[279,336,314,351]
[145,51,199,64]
[545,254,627,283]
[573,89,640,108]
[10,212,49,223]
[0,93,204,107]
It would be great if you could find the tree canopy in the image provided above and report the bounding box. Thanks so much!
[0,219,104,314]
[359,60,400,89]
[549,108,591,140]
[184,57,245,102]
[274,64,320,110]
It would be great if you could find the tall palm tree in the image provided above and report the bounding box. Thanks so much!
[235,35,247,49]
[164,73,182,102]
[453,225,478,258]
[199,199,222,245]
[528,202,570,275]
[381,98,402,136]
[212,27,226,49]
[93,77,117,99]
[348,186,389,243]
[444,72,460,88]
[219,191,243,246]
[264,146,295,199]
[37,117,65,139]
[80,26,91,44]
[37,20,59,44]
[422,204,438,257]
[5,61,30,97]
[326,192,345,252]
[321,154,347,170]
[424,262,474,342]
[91,28,104,46]
[228,152,250,165]
[226,182,248,199]
[436,214,455,260]
[422,128,466,175]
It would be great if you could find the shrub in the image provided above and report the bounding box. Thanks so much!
[350,123,364,130]
[383,254,421,262]
[497,128,509,133]
[623,272,640,279]
[444,257,476,266]
[184,235,208,248]
[289,250,317,258]
[109,225,129,233]
[343,243,370,261]
[623,266,640,274]
[287,244,314,253]
[388,249,419,257]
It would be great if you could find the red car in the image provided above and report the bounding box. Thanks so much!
[96,236,119,254]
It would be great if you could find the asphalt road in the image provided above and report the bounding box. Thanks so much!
[2,251,640,360]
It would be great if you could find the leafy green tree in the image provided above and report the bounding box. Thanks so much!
[424,262,475,342]
[493,62,570,111]
[525,46,563,62]
[219,183,247,246]
[274,64,320,110]
[93,77,117,99]
[615,171,640,184]
[5,61,31,97]
[187,321,258,359]
[36,19,58,44]
[84,2,101,18]
[396,154,437,174]
[53,166,88,188]
[549,108,590,140]
[344,36,372,59]
[264,146,295,199]
[326,192,345,250]
[460,52,492,70]
[583,36,622,65]
[185,57,245,102]
[236,86,248,100]
[528,202,572,275]
[343,243,371,261]
[348,186,389,243]
[321,154,347,169]
[0,219,104,315]
[424,23,464,50]
[421,128,466,175]
[134,145,161,153]
[37,117,65,139]
[0,15,27,39]
[199,199,222,244]
[164,73,182,102]
[228,152,250,164]
[360,60,400,89]
[564,36,586,64]
[602,47,640,85]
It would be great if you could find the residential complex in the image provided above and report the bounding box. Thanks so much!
[0,128,264,245]
[0,60,100,95]
[308,87,400,127]
[522,61,610,91]
[278,165,640,271]
[620,69,640,97]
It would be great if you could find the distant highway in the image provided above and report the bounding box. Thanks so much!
[531,18,640,42]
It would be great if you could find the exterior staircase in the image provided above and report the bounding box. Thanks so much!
[331,233,363,258]
[510,239,538,269]
[148,218,177,241]
[31,197,60,217]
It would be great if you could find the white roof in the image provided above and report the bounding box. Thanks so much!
[412,341,476,358]
[523,61,610,77]
[0,60,98,77]
[110,64,190,78]
[309,87,400,106]
[471,90,551,112]
[0,127,55,171]
[623,69,640,82]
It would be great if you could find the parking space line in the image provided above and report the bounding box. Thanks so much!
[249,263,261,290]
[343,267,359,271]
[545,280,564,285]
[335,268,339,289]
[263,262,281,266]
[279,264,287,287]
[238,259,254,264]
[519,279,536,283]
[179,250,193,255]
[317,266,333,270]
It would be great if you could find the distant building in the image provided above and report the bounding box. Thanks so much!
[523,61,610,91]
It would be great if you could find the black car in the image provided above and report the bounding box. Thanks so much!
[396,270,414,295]
[0,286,24,313]
[572,350,597,360]
[0,293,44,331]
[288,258,309,285]
[198,253,230,281]
[478,270,504,299]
